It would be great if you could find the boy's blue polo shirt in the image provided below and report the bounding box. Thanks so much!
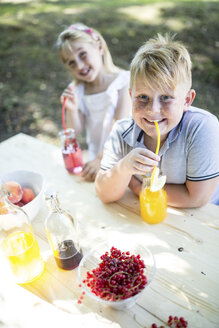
[101,106,219,205]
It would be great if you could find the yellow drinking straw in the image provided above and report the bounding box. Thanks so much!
[154,121,160,155]
[150,121,160,188]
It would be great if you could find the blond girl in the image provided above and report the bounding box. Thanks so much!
[56,23,131,181]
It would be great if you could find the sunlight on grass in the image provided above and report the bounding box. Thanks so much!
[1,0,31,2]
[63,8,83,15]
[118,2,175,25]
[118,2,190,31]
[0,2,84,18]
[165,18,185,31]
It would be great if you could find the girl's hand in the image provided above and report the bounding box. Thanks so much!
[60,84,79,112]
[121,148,160,176]
[81,157,101,182]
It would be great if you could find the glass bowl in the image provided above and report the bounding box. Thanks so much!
[78,239,156,310]
[1,170,45,221]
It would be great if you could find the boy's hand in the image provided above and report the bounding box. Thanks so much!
[121,147,160,176]
[60,84,78,112]
[81,157,101,182]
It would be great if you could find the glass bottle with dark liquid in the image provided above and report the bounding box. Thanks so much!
[59,129,83,174]
[45,192,82,270]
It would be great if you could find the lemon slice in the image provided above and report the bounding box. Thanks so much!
[150,166,159,186]
[150,167,166,192]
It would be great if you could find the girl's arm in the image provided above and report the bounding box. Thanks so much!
[60,84,85,135]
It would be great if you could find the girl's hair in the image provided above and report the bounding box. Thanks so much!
[130,34,192,91]
[56,23,119,84]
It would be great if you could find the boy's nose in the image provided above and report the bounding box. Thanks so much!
[148,98,161,113]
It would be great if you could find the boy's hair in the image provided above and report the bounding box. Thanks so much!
[56,23,119,83]
[130,34,192,91]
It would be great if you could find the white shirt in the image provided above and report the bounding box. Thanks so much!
[75,70,130,160]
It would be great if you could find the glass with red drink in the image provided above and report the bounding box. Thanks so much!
[59,129,83,174]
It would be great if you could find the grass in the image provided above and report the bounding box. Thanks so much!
[0,0,219,147]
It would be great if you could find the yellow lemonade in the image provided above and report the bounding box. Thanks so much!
[140,186,167,224]
[2,231,44,284]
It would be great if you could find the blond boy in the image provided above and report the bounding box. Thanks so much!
[95,34,219,208]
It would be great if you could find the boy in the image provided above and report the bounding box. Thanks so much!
[95,34,219,208]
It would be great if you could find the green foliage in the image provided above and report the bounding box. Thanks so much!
[0,0,219,145]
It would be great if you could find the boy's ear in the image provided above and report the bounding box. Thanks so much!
[129,88,132,98]
[184,89,196,111]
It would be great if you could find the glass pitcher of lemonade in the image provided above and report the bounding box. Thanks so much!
[0,185,44,284]
[139,175,167,224]
[59,128,83,174]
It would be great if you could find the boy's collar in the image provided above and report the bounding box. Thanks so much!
[123,119,183,149]
[123,122,144,148]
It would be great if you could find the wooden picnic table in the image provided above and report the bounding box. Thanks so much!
[0,133,219,328]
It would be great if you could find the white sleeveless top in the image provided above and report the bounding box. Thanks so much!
[75,70,130,160]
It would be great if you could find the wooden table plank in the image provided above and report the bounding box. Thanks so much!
[0,133,219,328]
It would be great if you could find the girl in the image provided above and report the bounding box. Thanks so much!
[56,23,132,181]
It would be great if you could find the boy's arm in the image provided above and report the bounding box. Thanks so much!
[95,148,159,203]
[95,163,132,203]
[165,177,219,208]
[172,113,219,208]
[129,176,219,207]
[128,176,142,195]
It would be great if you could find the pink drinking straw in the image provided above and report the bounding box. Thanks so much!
[62,97,67,133]
[62,85,75,135]
[61,96,78,149]
[61,97,70,148]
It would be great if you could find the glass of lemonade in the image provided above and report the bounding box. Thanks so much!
[139,176,167,224]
